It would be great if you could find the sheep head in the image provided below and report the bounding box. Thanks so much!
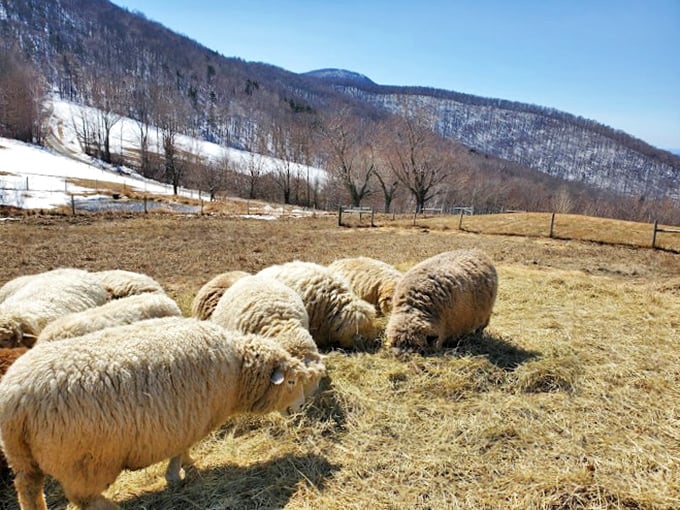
[0,315,38,348]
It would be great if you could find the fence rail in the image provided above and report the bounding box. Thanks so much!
[338,205,375,227]
[652,220,680,249]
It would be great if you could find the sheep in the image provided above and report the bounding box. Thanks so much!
[0,273,36,304]
[0,268,109,348]
[0,316,322,510]
[0,346,28,479]
[37,293,182,343]
[385,249,498,355]
[328,256,402,316]
[91,269,166,299]
[191,270,251,320]
[256,261,377,349]
[210,275,325,397]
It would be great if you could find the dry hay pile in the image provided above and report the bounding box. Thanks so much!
[2,261,678,510]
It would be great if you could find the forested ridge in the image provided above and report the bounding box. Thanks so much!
[2,0,679,222]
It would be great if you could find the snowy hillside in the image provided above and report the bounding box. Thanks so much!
[0,98,327,212]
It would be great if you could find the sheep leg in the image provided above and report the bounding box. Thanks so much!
[165,450,194,484]
[14,470,47,510]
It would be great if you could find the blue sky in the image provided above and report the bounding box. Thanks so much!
[111,0,680,150]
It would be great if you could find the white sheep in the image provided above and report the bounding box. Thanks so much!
[210,275,325,397]
[0,273,36,304]
[385,249,498,354]
[256,261,377,349]
[329,256,402,316]
[0,268,109,348]
[37,293,182,342]
[91,269,166,299]
[0,316,322,510]
[191,270,251,320]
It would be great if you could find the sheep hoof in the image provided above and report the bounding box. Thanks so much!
[165,456,185,485]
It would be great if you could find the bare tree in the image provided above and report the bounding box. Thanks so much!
[0,49,47,143]
[319,109,376,207]
[130,86,155,176]
[385,115,451,213]
[154,87,190,195]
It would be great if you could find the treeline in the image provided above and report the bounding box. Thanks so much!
[1,0,680,225]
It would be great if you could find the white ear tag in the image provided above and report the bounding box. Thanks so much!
[271,369,285,385]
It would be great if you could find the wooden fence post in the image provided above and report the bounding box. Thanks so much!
[458,211,464,230]
[549,212,556,238]
[371,207,375,227]
[144,195,148,214]
[71,195,75,216]
[201,199,204,215]
[652,220,658,249]
[338,205,343,227]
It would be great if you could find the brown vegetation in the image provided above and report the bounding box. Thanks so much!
[0,213,678,509]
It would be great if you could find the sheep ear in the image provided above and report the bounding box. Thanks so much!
[22,333,38,347]
[271,368,285,385]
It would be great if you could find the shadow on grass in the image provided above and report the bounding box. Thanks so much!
[443,331,539,370]
[119,453,337,510]
[0,454,337,510]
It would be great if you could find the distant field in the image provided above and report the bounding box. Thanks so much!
[1,213,678,509]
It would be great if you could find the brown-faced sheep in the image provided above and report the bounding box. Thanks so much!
[385,249,498,354]
[329,256,402,316]
[0,316,322,510]
[256,261,377,349]
[191,270,251,320]
[0,268,109,348]
[91,269,166,299]
[37,293,182,342]
[210,275,325,397]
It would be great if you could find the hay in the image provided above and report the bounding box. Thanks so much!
[0,216,679,509]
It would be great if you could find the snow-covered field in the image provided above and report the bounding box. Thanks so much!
[0,97,327,212]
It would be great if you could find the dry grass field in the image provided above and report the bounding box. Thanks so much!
[0,211,678,509]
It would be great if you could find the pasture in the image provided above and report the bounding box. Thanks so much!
[0,212,678,509]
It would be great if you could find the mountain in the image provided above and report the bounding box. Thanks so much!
[304,68,376,87]
[2,0,680,216]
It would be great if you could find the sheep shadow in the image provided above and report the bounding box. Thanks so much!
[0,453,337,510]
[119,452,337,510]
[442,331,539,370]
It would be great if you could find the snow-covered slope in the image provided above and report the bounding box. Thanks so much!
[0,98,327,211]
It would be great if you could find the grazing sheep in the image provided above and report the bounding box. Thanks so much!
[0,346,28,478]
[0,268,109,348]
[329,256,402,316]
[91,269,166,299]
[0,316,322,510]
[0,274,36,304]
[37,293,182,342]
[210,275,325,397]
[191,270,251,320]
[385,249,498,355]
[256,261,377,349]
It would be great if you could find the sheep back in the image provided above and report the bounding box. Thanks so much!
[191,270,251,320]
[37,293,182,342]
[0,273,35,304]
[0,317,320,508]
[257,261,377,349]
[211,275,324,396]
[385,249,498,354]
[0,268,109,347]
[329,256,402,316]
[91,269,166,299]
